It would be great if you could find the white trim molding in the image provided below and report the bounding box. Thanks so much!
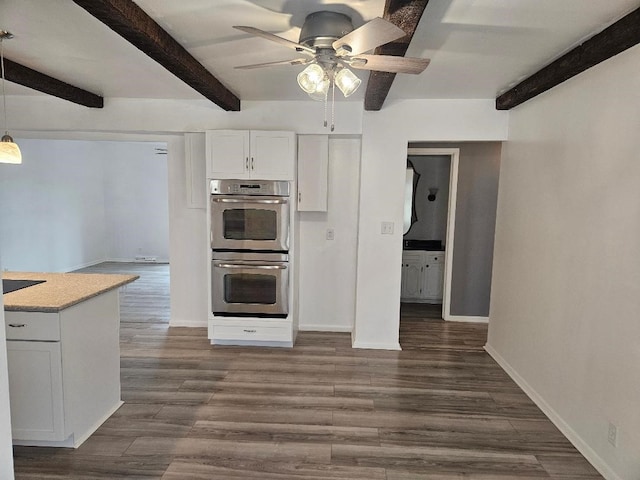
[447,315,488,323]
[406,148,460,323]
[484,344,623,480]
[299,325,353,333]
[352,340,402,351]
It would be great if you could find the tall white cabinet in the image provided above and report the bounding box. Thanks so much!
[206,130,297,347]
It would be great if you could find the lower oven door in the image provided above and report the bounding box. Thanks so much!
[211,255,289,317]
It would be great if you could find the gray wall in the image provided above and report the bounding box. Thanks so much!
[410,142,502,317]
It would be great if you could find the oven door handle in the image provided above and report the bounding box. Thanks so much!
[213,262,287,270]
[211,198,288,205]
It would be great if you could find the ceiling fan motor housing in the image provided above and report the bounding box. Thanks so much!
[299,11,354,49]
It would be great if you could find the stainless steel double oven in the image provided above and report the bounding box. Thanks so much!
[210,179,290,318]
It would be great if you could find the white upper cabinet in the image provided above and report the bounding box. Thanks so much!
[206,130,295,180]
[297,135,328,212]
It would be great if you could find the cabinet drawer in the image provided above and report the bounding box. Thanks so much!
[425,253,445,263]
[213,324,291,342]
[5,312,60,341]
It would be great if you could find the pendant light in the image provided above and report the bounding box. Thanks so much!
[0,30,21,165]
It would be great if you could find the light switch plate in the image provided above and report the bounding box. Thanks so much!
[381,222,394,235]
[326,229,335,240]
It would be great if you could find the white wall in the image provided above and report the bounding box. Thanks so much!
[102,141,169,262]
[0,139,107,272]
[0,139,169,272]
[354,100,508,349]
[0,254,15,479]
[487,44,640,480]
[298,137,361,332]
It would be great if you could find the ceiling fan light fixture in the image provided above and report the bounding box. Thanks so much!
[334,67,361,97]
[297,63,326,94]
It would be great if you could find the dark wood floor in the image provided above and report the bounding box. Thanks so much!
[12,263,603,479]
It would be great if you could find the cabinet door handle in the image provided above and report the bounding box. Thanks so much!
[8,323,26,328]
[243,329,256,333]
[298,192,302,203]
[251,157,255,170]
[245,157,249,170]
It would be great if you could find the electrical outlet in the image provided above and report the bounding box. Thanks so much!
[381,221,394,235]
[326,229,335,240]
[608,422,618,447]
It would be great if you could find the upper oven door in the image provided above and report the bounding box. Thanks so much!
[210,195,290,252]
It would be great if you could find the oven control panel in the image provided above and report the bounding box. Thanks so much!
[210,179,290,196]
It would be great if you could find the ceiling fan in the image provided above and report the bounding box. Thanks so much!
[234,11,430,128]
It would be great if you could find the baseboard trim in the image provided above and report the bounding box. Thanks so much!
[299,324,352,333]
[67,258,110,273]
[484,344,622,480]
[352,340,401,351]
[107,257,170,264]
[169,319,207,328]
[446,315,488,323]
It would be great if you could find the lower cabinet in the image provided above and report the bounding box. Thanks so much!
[6,341,65,441]
[401,250,445,303]
[5,290,123,447]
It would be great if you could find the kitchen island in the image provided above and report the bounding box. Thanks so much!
[2,271,137,448]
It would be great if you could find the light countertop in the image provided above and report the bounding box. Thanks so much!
[2,271,138,313]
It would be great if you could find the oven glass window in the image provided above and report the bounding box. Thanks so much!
[223,209,277,241]
[224,274,277,304]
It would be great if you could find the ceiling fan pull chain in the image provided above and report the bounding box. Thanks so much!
[323,83,328,128]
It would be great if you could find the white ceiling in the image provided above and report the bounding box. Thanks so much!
[0,0,637,107]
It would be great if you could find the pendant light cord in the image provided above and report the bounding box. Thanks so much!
[1,39,8,135]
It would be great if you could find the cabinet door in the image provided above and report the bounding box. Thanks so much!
[7,341,65,441]
[297,135,328,211]
[423,254,445,301]
[402,258,423,299]
[206,130,250,178]
[185,132,207,208]
[251,131,295,180]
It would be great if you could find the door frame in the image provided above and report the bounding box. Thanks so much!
[406,148,459,321]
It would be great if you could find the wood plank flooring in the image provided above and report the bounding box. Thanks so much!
[11,263,603,479]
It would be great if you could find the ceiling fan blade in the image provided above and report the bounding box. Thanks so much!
[235,58,311,70]
[333,17,406,56]
[350,55,430,74]
[234,26,315,54]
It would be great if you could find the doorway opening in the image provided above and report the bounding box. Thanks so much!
[401,148,460,322]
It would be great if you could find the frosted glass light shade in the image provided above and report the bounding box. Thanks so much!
[0,135,21,164]
[307,77,330,101]
[297,64,326,94]
[335,68,361,97]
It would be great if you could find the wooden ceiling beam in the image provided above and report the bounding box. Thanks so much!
[496,7,640,110]
[4,58,104,108]
[72,0,240,111]
[364,0,429,111]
